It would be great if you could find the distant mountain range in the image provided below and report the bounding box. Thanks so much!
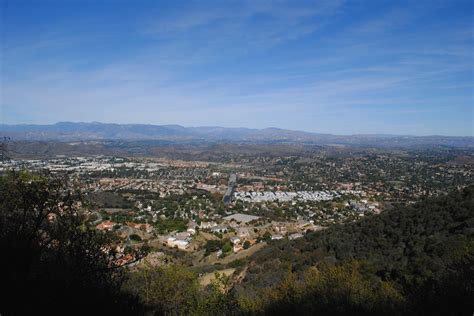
[1,122,473,148]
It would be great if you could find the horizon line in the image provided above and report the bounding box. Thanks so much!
[1,121,473,138]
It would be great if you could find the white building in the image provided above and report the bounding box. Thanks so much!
[166,237,190,250]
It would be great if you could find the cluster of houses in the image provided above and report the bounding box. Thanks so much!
[97,210,319,254]
[96,220,116,231]
[166,224,197,250]
[228,236,257,253]
[165,213,261,252]
[94,202,364,257]
[347,199,381,214]
[187,214,315,253]
[96,220,153,232]
[234,190,362,203]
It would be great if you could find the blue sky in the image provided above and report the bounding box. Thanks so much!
[1,0,473,136]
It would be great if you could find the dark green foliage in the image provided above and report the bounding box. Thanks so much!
[123,265,201,315]
[241,186,474,315]
[154,218,187,234]
[222,242,233,254]
[130,233,142,241]
[0,171,144,315]
[1,169,472,315]
[262,231,272,242]
[123,265,240,315]
[240,261,405,315]
[408,243,474,315]
[204,239,225,255]
[86,191,134,209]
[200,272,240,316]
[228,259,246,269]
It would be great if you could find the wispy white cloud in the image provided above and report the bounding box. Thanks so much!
[142,0,344,53]
[145,0,343,34]
[350,8,417,35]
[1,0,472,135]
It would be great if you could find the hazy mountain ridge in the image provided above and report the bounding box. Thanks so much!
[1,122,472,148]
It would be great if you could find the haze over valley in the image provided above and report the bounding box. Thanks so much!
[1,0,473,315]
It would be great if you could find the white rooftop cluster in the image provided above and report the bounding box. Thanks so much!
[234,190,359,203]
[0,157,165,173]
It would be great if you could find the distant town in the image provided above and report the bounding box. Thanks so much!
[2,146,472,281]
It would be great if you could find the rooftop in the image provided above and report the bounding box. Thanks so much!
[223,213,260,223]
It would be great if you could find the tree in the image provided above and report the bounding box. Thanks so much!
[254,261,405,315]
[0,171,145,315]
[263,231,272,242]
[243,240,251,249]
[222,242,233,254]
[130,233,142,241]
[123,264,201,315]
[239,186,474,315]
[204,239,224,255]
[198,272,239,315]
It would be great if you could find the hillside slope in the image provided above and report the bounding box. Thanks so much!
[2,122,473,147]
[238,187,474,314]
